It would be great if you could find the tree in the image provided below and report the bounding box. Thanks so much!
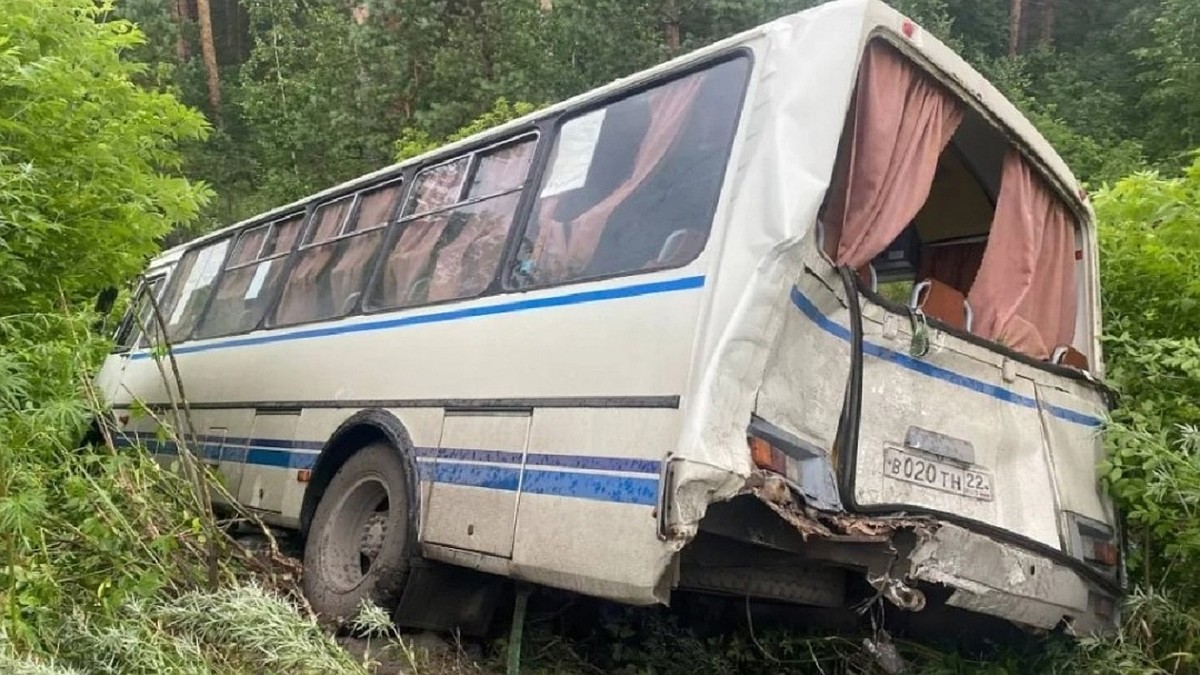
[196,0,222,113]
[1008,0,1024,57]
[172,0,191,62]
[0,0,210,316]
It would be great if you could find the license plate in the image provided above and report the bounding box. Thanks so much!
[883,446,993,501]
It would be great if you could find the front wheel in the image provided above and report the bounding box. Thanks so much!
[303,442,414,625]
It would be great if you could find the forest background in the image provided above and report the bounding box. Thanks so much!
[1,0,1199,673]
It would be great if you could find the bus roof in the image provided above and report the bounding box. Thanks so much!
[156,0,1086,264]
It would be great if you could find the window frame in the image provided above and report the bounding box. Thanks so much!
[301,194,357,248]
[156,234,236,344]
[146,48,755,342]
[266,177,407,330]
[111,273,168,354]
[497,50,754,295]
[361,131,542,315]
[191,212,307,340]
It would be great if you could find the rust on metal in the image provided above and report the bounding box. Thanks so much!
[746,470,934,541]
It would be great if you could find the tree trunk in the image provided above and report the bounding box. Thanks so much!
[171,0,191,62]
[663,0,682,53]
[196,0,222,116]
[1008,0,1024,57]
[1039,0,1056,47]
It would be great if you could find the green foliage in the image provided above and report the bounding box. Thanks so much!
[0,4,365,672]
[1096,158,1200,342]
[395,97,542,162]
[1093,157,1200,596]
[0,0,210,316]
[1137,0,1200,170]
[1077,155,1200,672]
[0,312,368,670]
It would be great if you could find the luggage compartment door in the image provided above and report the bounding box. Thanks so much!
[423,410,531,558]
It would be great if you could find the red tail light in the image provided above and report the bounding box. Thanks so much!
[748,436,787,474]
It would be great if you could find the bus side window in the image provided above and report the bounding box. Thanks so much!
[271,180,403,327]
[157,238,231,343]
[194,215,304,339]
[510,56,749,288]
[370,136,535,309]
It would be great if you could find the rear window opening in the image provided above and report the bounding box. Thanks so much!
[820,39,1089,370]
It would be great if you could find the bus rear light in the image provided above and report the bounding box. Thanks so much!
[297,469,312,483]
[749,436,787,474]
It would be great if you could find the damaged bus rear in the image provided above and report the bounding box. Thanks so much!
[665,0,1120,636]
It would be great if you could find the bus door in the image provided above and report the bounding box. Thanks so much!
[422,409,532,558]
[98,274,169,402]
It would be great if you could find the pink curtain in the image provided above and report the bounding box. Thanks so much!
[383,214,450,306]
[310,200,351,244]
[472,142,535,197]
[409,161,467,215]
[350,186,398,233]
[427,194,519,301]
[274,248,334,323]
[231,227,269,266]
[266,217,304,256]
[531,73,705,282]
[968,150,1077,358]
[329,230,384,311]
[824,42,965,268]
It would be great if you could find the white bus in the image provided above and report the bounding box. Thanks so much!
[97,0,1121,638]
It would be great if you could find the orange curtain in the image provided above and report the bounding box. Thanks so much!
[968,150,1077,358]
[824,42,964,269]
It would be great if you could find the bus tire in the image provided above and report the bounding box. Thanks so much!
[303,441,413,627]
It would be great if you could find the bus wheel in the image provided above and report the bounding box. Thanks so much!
[303,442,413,626]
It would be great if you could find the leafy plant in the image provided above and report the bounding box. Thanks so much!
[0,0,210,316]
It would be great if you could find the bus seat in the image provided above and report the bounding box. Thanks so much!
[1050,345,1089,371]
[340,291,361,315]
[910,278,972,332]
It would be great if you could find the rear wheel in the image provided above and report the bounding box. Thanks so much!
[303,442,413,626]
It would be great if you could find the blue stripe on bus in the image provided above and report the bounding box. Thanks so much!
[130,275,706,360]
[789,286,1103,428]
[523,469,658,505]
[116,433,660,506]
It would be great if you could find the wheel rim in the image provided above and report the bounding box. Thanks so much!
[322,475,392,593]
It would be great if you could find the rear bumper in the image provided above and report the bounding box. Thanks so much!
[905,522,1118,636]
[746,473,1120,636]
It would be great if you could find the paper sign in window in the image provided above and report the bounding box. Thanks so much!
[540,109,606,198]
[169,241,227,325]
